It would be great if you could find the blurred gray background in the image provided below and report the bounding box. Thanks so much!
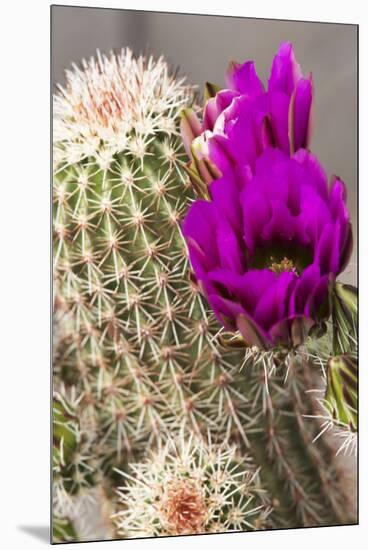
[51,6,357,283]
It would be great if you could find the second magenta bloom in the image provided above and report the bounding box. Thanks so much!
[182,148,352,349]
[181,42,313,191]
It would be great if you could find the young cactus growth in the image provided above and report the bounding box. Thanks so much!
[113,432,271,537]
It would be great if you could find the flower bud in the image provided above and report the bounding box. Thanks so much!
[332,282,357,355]
[326,353,357,431]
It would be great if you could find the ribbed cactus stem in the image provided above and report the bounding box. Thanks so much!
[53,50,260,539]
[238,351,354,528]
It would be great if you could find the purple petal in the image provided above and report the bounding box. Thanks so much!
[204,90,241,131]
[314,223,341,275]
[268,42,303,96]
[329,176,349,226]
[297,185,332,246]
[304,274,330,318]
[293,149,328,200]
[286,160,302,215]
[215,93,291,168]
[214,94,253,134]
[339,223,353,274]
[261,199,296,243]
[236,312,272,349]
[253,151,301,214]
[209,172,243,234]
[267,91,291,154]
[233,163,254,191]
[206,134,238,173]
[207,293,246,331]
[216,96,260,166]
[186,240,217,296]
[208,269,277,314]
[292,77,313,151]
[216,89,240,111]
[182,200,219,266]
[241,188,272,255]
[253,146,289,179]
[329,176,350,270]
[226,61,265,97]
[203,97,219,131]
[289,264,321,315]
[254,272,297,330]
[212,204,244,274]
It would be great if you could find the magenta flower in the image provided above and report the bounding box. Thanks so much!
[182,149,352,349]
[181,42,313,192]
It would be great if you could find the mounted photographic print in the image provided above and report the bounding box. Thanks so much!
[52,5,358,543]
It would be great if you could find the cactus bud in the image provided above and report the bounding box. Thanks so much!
[332,282,357,355]
[113,434,271,537]
[204,81,221,101]
[326,353,357,431]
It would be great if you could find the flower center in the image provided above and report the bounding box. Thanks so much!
[250,242,313,276]
[269,256,298,275]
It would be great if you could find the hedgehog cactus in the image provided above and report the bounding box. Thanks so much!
[53,47,357,542]
[53,49,257,532]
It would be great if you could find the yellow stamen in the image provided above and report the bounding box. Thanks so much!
[269,256,298,275]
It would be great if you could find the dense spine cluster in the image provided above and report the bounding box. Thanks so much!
[113,432,271,537]
[53,48,356,542]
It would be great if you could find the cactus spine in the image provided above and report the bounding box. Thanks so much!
[53,48,356,541]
